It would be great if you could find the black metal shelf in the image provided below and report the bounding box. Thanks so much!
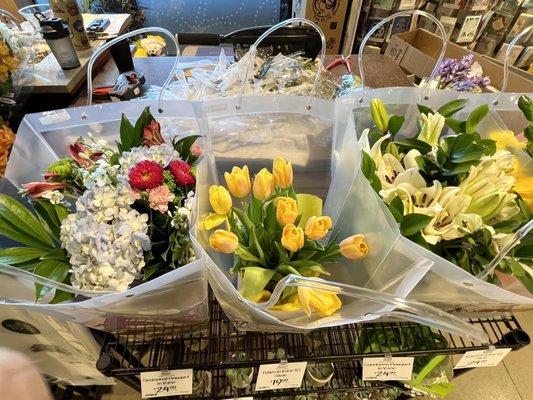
[96,292,530,399]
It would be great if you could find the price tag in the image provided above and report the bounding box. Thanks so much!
[362,357,414,381]
[255,361,307,391]
[39,110,71,126]
[140,369,193,398]
[454,348,511,369]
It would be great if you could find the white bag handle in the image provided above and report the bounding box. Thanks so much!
[83,27,180,118]
[357,10,448,102]
[0,8,21,29]
[236,17,327,111]
[498,24,533,97]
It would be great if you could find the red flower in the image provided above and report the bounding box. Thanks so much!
[68,141,103,167]
[23,182,69,198]
[168,160,195,186]
[143,120,164,147]
[128,160,165,190]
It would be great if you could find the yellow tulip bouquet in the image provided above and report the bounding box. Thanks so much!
[204,157,368,318]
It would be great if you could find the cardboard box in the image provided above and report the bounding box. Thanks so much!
[292,0,349,54]
[384,28,533,92]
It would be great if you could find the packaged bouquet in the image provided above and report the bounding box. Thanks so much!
[424,54,491,93]
[0,107,201,302]
[361,96,532,292]
[204,157,369,317]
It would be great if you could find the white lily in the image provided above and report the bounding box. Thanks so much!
[402,149,422,169]
[376,153,426,191]
[417,112,445,148]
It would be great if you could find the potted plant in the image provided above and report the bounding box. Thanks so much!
[305,360,335,388]
[224,351,254,389]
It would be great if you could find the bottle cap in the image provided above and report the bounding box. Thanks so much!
[38,17,70,40]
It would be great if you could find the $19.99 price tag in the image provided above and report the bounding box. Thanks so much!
[255,361,307,391]
[140,369,193,398]
[362,357,414,381]
[454,348,511,369]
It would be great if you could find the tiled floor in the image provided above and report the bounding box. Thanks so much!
[101,311,533,400]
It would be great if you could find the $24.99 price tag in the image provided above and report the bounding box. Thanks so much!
[362,357,414,381]
[140,369,193,398]
[255,361,307,391]
[454,348,511,369]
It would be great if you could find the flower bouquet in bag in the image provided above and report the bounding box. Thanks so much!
[0,107,201,301]
[204,156,368,317]
[360,96,532,294]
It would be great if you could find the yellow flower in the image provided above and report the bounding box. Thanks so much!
[512,158,533,211]
[370,98,390,133]
[209,229,239,253]
[339,234,368,260]
[490,130,527,152]
[204,213,227,230]
[281,224,304,252]
[252,168,274,200]
[275,196,298,226]
[273,157,293,188]
[224,165,251,198]
[297,286,342,317]
[304,216,332,240]
[209,185,232,214]
[253,290,271,303]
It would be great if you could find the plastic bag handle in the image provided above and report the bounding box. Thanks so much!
[83,27,180,118]
[357,10,447,100]
[236,17,327,111]
[477,219,533,281]
[0,8,21,29]
[498,24,533,96]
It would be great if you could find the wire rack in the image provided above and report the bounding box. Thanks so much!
[96,293,530,399]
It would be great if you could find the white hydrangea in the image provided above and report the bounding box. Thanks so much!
[41,190,64,205]
[60,184,150,292]
[118,143,179,175]
[82,159,119,190]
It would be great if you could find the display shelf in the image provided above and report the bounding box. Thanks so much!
[96,293,530,399]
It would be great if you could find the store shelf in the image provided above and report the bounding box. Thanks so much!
[96,293,530,399]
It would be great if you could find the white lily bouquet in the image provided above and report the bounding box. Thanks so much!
[361,96,533,292]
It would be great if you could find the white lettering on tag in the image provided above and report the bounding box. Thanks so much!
[454,348,511,369]
[140,369,193,398]
[362,357,414,381]
[39,110,71,126]
[255,362,307,391]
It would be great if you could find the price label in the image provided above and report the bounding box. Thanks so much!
[39,110,71,126]
[140,369,193,398]
[362,357,414,381]
[255,361,307,391]
[454,348,511,369]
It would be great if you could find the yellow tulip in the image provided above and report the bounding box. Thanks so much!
[512,158,533,211]
[304,216,332,240]
[490,130,527,152]
[297,286,342,317]
[270,293,301,312]
[224,165,251,198]
[252,168,274,200]
[209,185,232,214]
[339,234,368,260]
[209,229,239,253]
[281,224,305,252]
[204,213,226,230]
[275,196,299,226]
[273,157,293,189]
[370,98,390,133]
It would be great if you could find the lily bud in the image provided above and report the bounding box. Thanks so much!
[370,98,390,133]
[417,112,445,148]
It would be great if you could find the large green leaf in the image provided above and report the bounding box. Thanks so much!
[401,213,433,236]
[388,115,405,135]
[0,214,52,250]
[0,194,54,248]
[232,207,253,233]
[0,247,47,265]
[239,266,276,301]
[465,104,489,133]
[33,259,70,301]
[417,104,434,116]
[444,118,466,134]
[50,289,74,304]
[361,151,376,178]
[394,138,432,154]
[173,135,201,163]
[437,99,469,118]
[134,107,155,137]
[515,245,533,258]
[33,200,66,240]
[119,114,138,151]
[518,95,533,122]
[388,196,404,224]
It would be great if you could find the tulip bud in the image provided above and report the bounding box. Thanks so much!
[252,168,274,200]
[224,165,251,198]
[273,157,293,189]
[281,224,305,252]
[275,196,299,226]
[371,99,390,133]
[209,185,232,214]
[209,229,239,253]
[339,234,368,260]
[304,216,332,241]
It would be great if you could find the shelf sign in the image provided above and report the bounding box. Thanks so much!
[362,357,414,381]
[454,348,512,369]
[255,361,307,391]
[140,369,193,398]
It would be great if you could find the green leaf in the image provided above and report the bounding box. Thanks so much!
[50,289,74,304]
[249,196,264,224]
[518,95,533,122]
[394,138,432,154]
[465,104,489,134]
[515,245,533,258]
[249,229,266,265]
[235,246,261,263]
[401,213,433,236]
[0,247,47,265]
[493,220,523,234]
[445,118,466,134]
[119,114,136,152]
[417,104,434,116]
[34,259,70,301]
[508,258,526,278]
[442,160,478,176]
[33,200,67,240]
[388,196,404,224]
[232,207,253,233]
[525,125,533,143]
[300,263,331,277]
[142,262,163,280]
[518,199,531,220]
[437,99,469,118]
[275,242,289,264]
[361,151,376,178]
[479,139,497,156]
[133,107,154,139]
[40,248,68,261]
[278,264,300,276]
[239,266,276,301]
[264,201,277,236]
[388,115,405,135]
[172,135,201,163]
